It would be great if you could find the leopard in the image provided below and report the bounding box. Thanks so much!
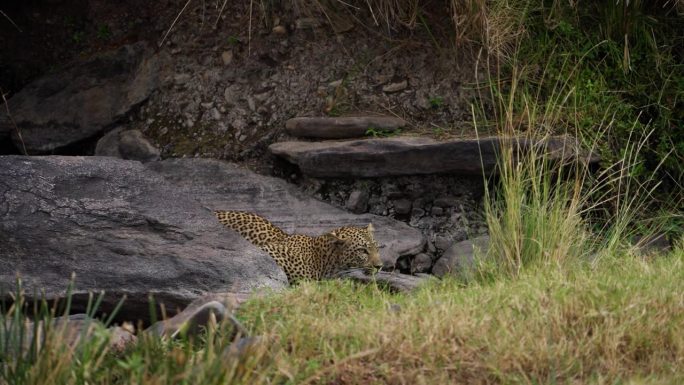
[214,210,383,283]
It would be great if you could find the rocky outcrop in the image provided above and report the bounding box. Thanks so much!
[146,158,425,267]
[95,128,160,162]
[285,116,405,139]
[269,136,598,178]
[1,156,424,320]
[0,42,159,154]
[0,156,288,321]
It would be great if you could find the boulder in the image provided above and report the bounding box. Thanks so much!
[269,136,599,178]
[432,236,490,278]
[0,156,288,321]
[285,116,405,139]
[0,42,159,153]
[146,158,425,268]
[95,128,160,162]
[410,253,433,274]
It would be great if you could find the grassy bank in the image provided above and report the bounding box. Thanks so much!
[3,249,683,384]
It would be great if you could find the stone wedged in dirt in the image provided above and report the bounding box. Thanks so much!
[0,156,288,321]
[146,158,425,268]
[1,42,159,154]
[334,270,433,292]
[7,314,136,354]
[95,128,161,162]
[285,116,406,139]
[432,236,490,278]
[269,136,599,178]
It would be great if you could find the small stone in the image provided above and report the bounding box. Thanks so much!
[382,80,408,93]
[434,235,452,251]
[410,253,432,274]
[328,79,343,88]
[254,91,271,102]
[272,25,287,35]
[146,301,228,339]
[411,207,425,218]
[221,51,233,65]
[346,190,369,214]
[224,85,238,104]
[95,128,160,163]
[383,184,403,199]
[211,108,222,120]
[434,197,459,208]
[393,199,412,215]
[238,134,247,142]
[247,96,256,111]
[174,73,191,85]
[431,207,444,216]
[427,239,437,253]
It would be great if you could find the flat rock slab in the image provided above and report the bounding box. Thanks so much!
[1,42,159,153]
[1,157,423,321]
[334,270,432,292]
[269,136,598,178]
[147,158,425,267]
[285,116,406,139]
[0,156,288,321]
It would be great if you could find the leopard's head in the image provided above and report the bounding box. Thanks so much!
[330,224,382,272]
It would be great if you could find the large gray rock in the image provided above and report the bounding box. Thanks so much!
[432,236,490,278]
[0,42,159,153]
[0,156,288,321]
[285,116,406,139]
[146,158,425,268]
[269,136,598,178]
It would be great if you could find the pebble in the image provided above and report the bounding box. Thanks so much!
[272,25,287,35]
[382,80,408,93]
[221,51,233,65]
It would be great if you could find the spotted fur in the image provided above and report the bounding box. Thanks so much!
[214,210,382,282]
[215,211,288,247]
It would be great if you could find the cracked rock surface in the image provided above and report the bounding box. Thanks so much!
[0,156,288,321]
[0,156,424,321]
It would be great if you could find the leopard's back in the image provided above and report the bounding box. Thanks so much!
[214,210,288,247]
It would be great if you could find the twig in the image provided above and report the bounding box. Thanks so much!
[0,10,22,32]
[214,0,229,28]
[248,0,253,56]
[1,87,27,155]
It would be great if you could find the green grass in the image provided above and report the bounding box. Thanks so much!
[3,249,683,384]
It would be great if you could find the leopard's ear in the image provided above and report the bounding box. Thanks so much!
[367,223,374,233]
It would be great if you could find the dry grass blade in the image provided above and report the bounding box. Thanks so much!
[1,87,27,155]
[299,348,379,385]
[159,0,193,47]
